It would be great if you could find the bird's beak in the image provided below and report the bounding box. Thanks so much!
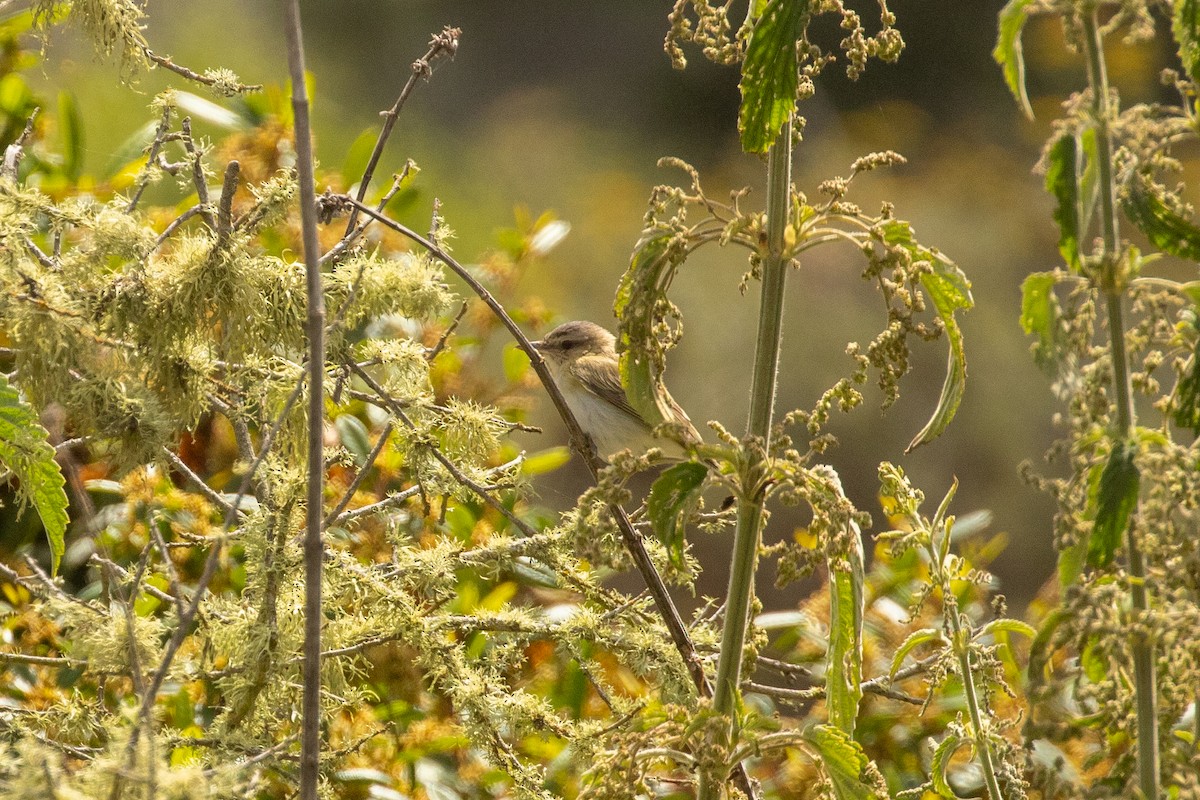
[529,339,544,352]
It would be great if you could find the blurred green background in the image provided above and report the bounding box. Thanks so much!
[24,1,1184,606]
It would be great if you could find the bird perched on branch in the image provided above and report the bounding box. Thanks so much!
[531,320,703,462]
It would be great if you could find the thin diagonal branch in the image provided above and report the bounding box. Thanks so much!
[334,194,757,798]
[342,27,459,236]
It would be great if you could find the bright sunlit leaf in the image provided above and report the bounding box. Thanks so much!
[993,0,1036,119]
[1087,439,1140,569]
[0,374,69,574]
[738,0,806,154]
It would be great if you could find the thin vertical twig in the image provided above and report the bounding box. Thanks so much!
[282,1,327,797]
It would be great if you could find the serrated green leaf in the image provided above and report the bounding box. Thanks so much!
[907,251,973,452]
[1173,316,1200,434]
[993,0,1036,119]
[1020,271,1062,371]
[520,446,571,476]
[0,374,68,574]
[56,91,82,181]
[1045,133,1081,270]
[827,531,864,735]
[614,230,687,431]
[1028,606,1070,683]
[1122,174,1200,261]
[1087,439,1140,569]
[888,627,944,680]
[334,414,372,465]
[738,0,808,154]
[930,733,968,797]
[1174,0,1200,82]
[976,618,1036,641]
[1057,536,1087,587]
[803,724,887,800]
[646,461,708,570]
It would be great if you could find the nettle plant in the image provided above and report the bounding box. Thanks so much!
[997,0,1200,798]
[0,2,1096,800]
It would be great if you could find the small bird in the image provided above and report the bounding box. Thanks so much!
[531,320,703,462]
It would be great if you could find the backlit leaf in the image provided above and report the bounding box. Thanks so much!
[804,724,888,800]
[888,627,945,680]
[1020,271,1062,371]
[906,250,973,452]
[1045,133,1080,270]
[1174,0,1200,82]
[827,527,865,735]
[0,374,68,574]
[615,230,687,431]
[1122,174,1200,261]
[646,461,708,569]
[930,733,968,797]
[1087,439,1139,569]
[57,90,82,181]
[993,0,1036,119]
[738,0,807,154]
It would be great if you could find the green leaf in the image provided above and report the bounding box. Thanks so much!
[1173,315,1200,434]
[502,342,530,385]
[334,414,372,465]
[1045,133,1080,270]
[646,462,708,569]
[803,724,888,800]
[1174,0,1200,82]
[888,627,945,680]
[976,618,1036,641]
[342,126,379,186]
[519,446,571,476]
[56,91,83,181]
[103,119,158,179]
[1122,174,1200,261]
[738,0,807,154]
[993,0,1035,119]
[1057,536,1087,587]
[907,251,974,452]
[1020,271,1062,371]
[614,230,687,431]
[0,375,68,574]
[1028,606,1070,684]
[1087,439,1140,569]
[826,530,864,735]
[930,733,968,798]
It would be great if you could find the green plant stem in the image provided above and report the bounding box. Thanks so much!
[283,1,326,798]
[1081,7,1158,798]
[946,600,1004,798]
[700,118,792,800]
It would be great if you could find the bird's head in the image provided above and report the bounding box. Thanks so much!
[531,320,617,365]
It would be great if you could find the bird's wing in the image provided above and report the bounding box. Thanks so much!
[570,355,704,447]
[570,355,646,424]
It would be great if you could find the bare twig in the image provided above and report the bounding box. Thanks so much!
[428,301,468,361]
[161,447,244,520]
[217,160,241,242]
[153,204,204,248]
[282,2,327,796]
[320,162,413,268]
[127,103,173,212]
[180,117,216,229]
[323,422,393,527]
[2,108,38,180]
[342,27,459,236]
[143,47,262,93]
